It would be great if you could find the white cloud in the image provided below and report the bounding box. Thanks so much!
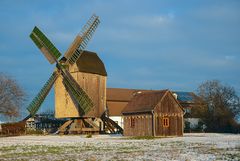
[193,3,240,22]
[120,13,175,28]
[225,55,235,61]
[192,54,238,68]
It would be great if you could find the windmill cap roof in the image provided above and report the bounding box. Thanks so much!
[75,50,107,76]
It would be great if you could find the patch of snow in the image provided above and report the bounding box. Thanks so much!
[0,133,239,160]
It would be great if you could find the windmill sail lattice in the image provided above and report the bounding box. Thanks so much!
[27,72,58,116]
[30,26,62,64]
[61,70,93,114]
[65,14,100,65]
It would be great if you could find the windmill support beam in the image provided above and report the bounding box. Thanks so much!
[58,118,100,134]
[57,115,123,135]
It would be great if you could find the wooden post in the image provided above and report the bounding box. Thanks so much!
[152,110,155,137]
[181,114,184,136]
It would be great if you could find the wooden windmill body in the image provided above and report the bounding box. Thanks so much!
[55,51,107,118]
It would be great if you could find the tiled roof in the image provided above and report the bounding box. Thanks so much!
[122,90,168,114]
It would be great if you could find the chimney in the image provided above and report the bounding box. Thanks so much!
[173,93,178,99]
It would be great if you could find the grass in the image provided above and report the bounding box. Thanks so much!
[25,129,43,135]
[0,145,18,152]
[0,134,239,160]
[0,143,142,160]
[126,135,177,140]
[86,134,92,138]
[127,136,156,140]
[1,143,239,161]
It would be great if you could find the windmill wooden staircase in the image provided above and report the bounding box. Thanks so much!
[101,112,123,134]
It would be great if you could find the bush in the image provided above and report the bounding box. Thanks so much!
[86,134,92,138]
[129,136,155,140]
[26,129,43,135]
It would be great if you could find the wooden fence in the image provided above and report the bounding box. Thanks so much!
[0,121,26,136]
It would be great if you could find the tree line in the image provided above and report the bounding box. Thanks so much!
[194,80,240,133]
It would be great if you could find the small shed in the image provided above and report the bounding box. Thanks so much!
[122,90,184,137]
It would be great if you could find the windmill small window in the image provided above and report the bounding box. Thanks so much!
[163,117,169,127]
[130,117,135,128]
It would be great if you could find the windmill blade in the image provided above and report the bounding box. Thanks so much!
[63,35,82,61]
[27,71,59,116]
[30,26,62,64]
[65,14,100,65]
[61,70,93,115]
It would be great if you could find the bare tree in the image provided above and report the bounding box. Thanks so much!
[0,73,25,118]
[197,80,240,133]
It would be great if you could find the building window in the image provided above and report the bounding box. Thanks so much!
[163,117,169,127]
[130,117,135,128]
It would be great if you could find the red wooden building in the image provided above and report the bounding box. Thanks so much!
[122,90,184,137]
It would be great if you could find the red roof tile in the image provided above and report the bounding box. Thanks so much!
[122,90,168,114]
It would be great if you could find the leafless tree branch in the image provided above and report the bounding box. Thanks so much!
[0,73,25,118]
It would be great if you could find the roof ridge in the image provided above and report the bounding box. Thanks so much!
[122,90,170,114]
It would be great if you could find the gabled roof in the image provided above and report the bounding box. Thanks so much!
[75,50,107,76]
[107,88,153,116]
[122,90,168,114]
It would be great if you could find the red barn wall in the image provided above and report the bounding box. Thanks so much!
[123,114,153,136]
[154,92,183,136]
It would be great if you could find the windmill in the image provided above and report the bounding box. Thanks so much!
[25,14,123,134]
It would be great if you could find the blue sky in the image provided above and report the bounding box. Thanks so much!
[0,0,239,117]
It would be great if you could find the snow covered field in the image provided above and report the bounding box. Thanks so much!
[0,133,239,160]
